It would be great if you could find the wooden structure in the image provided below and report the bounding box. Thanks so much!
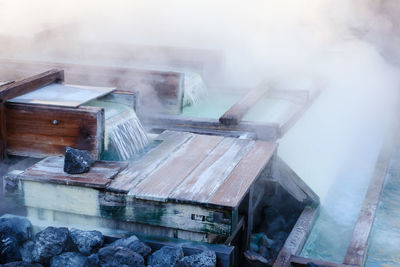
[0,59,320,141]
[0,59,184,115]
[5,130,319,266]
[0,70,138,159]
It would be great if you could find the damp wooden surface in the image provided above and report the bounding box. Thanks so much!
[19,156,127,189]
[8,83,115,108]
[5,103,104,158]
[107,131,278,209]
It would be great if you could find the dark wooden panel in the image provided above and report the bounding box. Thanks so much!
[19,156,127,189]
[219,85,271,126]
[5,103,104,159]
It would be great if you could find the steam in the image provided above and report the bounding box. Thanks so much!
[1,0,400,214]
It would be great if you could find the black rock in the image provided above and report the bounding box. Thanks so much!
[176,250,216,267]
[87,254,99,267]
[50,252,88,267]
[32,227,71,264]
[64,147,94,174]
[0,216,33,244]
[0,262,43,267]
[108,235,151,258]
[97,246,145,267]
[148,246,184,267]
[70,228,103,256]
[0,232,21,264]
[19,240,35,263]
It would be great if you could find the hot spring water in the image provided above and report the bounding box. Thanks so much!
[87,100,149,161]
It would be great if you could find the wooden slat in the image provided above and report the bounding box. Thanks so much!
[219,84,272,126]
[209,141,277,208]
[19,156,127,189]
[129,134,223,201]
[289,256,352,267]
[0,102,6,160]
[170,138,254,203]
[144,114,280,141]
[343,138,392,266]
[6,103,104,158]
[108,131,194,192]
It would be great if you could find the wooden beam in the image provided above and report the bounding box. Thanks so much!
[219,84,272,126]
[143,114,280,141]
[343,138,393,266]
[289,256,353,267]
[273,206,319,267]
[0,69,64,101]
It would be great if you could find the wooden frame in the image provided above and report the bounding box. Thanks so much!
[0,69,64,159]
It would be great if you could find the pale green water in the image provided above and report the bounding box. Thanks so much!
[182,92,299,124]
[365,144,400,267]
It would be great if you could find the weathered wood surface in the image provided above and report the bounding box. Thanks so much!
[8,83,115,108]
[343,138,393,266]
[219,84,272,126]
[108,131,194,192]
[143,114,280,141]
[6,103,104,158]
[0,70,64,159]
[19,156,127,189]
[129,134,224,201]
[273,206,319,267]
[0,59,184,114]
[170,138,254,203]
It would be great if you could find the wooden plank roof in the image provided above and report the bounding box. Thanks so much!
[112,130,277,209]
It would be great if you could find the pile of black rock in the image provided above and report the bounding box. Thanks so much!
[0,216,217,267]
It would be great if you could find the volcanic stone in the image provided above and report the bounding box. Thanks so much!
[19,240,35,263]
[0,216,32,244]
[32,227,71,264]
[70,228,103,256]
[97,246,145,267]
[108,235,151,258]
[148,246,184,267]
[0,231,21,264]
[176,250,216,267]
[50,252,88,267]
[64,147,94,174]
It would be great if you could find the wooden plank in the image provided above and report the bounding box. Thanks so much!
[219,84,272,126]
[170,138,254,203]
[209,141,277,208]
[19,156,127,189]
[144,114,280,141]
[108,131,194,193]
[273,206,320,267]
[0,69,64,101]
[129,134,223,201]
[8,83,115,108]
[343,138,392,266]
[5,103,104,159]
